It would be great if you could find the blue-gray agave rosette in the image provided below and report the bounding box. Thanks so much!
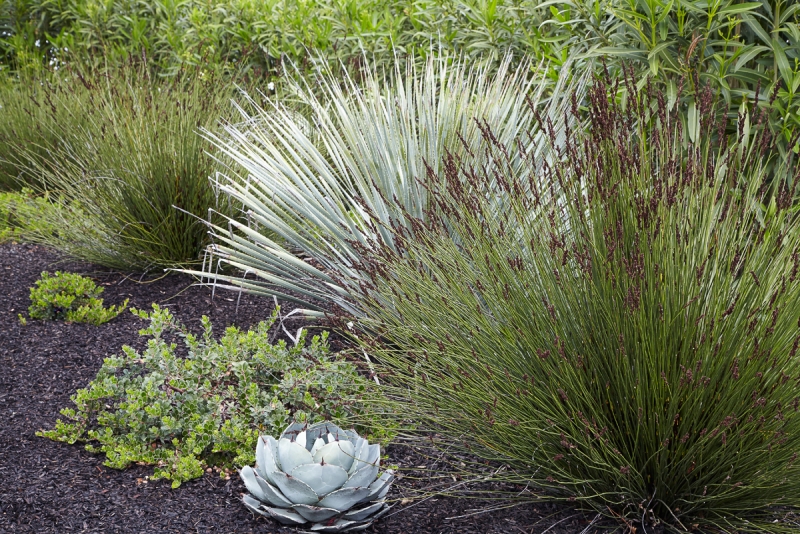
[240,422,394,532]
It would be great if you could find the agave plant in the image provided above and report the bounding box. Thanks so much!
[240,421,394,532]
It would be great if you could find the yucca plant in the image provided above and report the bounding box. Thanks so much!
[11,61,241,271]
[190,55,584,315]
[342,75,800,532]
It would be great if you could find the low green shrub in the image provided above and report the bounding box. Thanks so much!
[345,76,800,532]
[0,188,80,242]
[27,271,127,325]
[0,189,23,240]
[38,304,384,488]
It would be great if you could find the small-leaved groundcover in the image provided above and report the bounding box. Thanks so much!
[38,304,384,488]
[25,271,128,325]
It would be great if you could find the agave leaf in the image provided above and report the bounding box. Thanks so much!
[312,440,356,472]
[309,518,358,532]
[361,470,395,503]
[262,505,308,525]
[316,486,371,511]
[291,463,349,497]
[343,464,379,490]
[279,422,308,441]
[240,465,273,504]
[342,501,386,521]
[371,502,393,521]
[296,430,308,449]
[362,444,380,467]
[292,504,341,523]
[341,429,360,443]
[278,438,314,474]
[242,494,269,516]
[256,435,280,483]
[305,422,337,449]
[307,422,350,443]
[310,437,326,457]
[340,523,373,532]
[270,471,320,505]
[349,439,367,467]
[249,467,293,508]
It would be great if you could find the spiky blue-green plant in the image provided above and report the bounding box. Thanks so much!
[189,55,584,316]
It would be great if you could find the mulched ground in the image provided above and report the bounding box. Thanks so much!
[0,242,614,533]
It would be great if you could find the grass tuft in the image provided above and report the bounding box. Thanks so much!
[344,74,800,532]
[3,61,242,270]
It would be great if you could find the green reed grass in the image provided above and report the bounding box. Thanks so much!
[0,70,89,190]
[343,76,800,532]
[8,62,242,271]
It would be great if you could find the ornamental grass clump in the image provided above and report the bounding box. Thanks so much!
[344,75,800,531]
[9,61,240,270]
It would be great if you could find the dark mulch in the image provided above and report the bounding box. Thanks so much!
[0,243,607,534]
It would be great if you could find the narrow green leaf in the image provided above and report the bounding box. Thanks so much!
[741,14,772,46]
[733,45,771,72]
[666,79,677,110]
[647,40,675,59]
[687,100,699,143]
[772,37,793,83]
[717,2,762,16]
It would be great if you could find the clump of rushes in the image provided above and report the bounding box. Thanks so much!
[0,70,91,190]
[27,271,127,325]
[343,74,800,531]
[9,61,240,271]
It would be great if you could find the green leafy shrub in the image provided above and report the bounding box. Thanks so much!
[345,76,800,531]
[0,188,84,242]
[27,271,128,324]
[0,189,24,240]
[38,304,382,488]
[569,0,800,158]
[3,1,797,158]
[0,0,568,76]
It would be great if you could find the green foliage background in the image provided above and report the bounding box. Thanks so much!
[2,1,798,142]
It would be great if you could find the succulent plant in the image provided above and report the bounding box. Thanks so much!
[240,421,394,532]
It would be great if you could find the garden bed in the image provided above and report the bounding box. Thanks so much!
[0,243,596,533]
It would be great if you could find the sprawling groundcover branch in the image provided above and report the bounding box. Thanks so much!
[343,75,800,532]
[183,55,584,316]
